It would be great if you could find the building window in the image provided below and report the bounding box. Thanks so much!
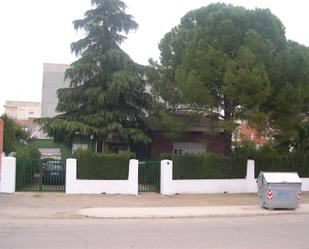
[72,143,88,153]
[110,145,128,153]
[173,142,207,155]
[39,148,61,159]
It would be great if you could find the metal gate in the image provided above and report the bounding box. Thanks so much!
[16,158,65,192]
[138,161,160,192]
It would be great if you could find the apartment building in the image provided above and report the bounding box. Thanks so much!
[41,63,70,117]
[4,101,41,120]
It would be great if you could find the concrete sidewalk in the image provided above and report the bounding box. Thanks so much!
[77,204,309,219]
[1,192,309,219]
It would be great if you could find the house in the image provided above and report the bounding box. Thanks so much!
[151,131,224,156]
[39,63,226,158]
[234,122,268,147]
[151,118,225,157]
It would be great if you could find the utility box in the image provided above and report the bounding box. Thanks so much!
[257,172,302,209]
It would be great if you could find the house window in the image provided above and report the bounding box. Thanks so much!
[39,148,61,159]
[110,145,128,153]
[72,143,88,153]
[173,142,207,155]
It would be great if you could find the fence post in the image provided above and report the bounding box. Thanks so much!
[160,160,174,195]
[0,157,16,193]
[246,159,257,192]
[128,159,138,195]
[0,119,3,169]
[65,158,77,194]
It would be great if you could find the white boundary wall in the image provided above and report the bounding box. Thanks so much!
[161,159,257,195]
[1,157,308,195]
[65,158,138,195]
[302,178,309,191]
[0,157,16,193]
[160,160,309,195]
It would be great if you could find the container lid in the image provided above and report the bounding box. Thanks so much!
[261,172,302,183]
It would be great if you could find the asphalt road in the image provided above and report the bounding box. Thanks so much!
[1,215,309,249]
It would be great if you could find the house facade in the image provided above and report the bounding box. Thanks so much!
[236,122,268,147]
[151,131,225,157]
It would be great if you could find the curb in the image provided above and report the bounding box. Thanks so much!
[77,205,309,219]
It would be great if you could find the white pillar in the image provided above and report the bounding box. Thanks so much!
[128,159,138,195]
[160,160,174,195]
[0,157,16,193]
[65,158,77,194]
[246,159,257,192]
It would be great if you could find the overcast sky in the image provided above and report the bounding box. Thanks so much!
[0,0,309,114]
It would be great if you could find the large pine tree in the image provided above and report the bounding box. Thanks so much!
[151,3,309,154]
[39,0,151,151]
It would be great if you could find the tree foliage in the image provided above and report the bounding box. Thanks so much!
[268,41,309,133]
[1,114,31,155]
[150,3,309,153]
[274,121,309,153]
[38,0,152,149]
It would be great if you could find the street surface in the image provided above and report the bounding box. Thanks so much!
[1,215,309,249]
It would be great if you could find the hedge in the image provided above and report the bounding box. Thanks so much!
[254,152,309,178]
[167,153,247,179]
[233,143,309,177]
[74,150,135,180]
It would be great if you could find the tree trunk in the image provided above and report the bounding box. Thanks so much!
[223,131,232,156]
[96,139,103,152]
[223,105,232,156]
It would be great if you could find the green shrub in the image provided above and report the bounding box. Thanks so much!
[232,143,309,177]
[15,145,41,177]
[15,145,41,160]
[74,150,135,180]
[233,141,257,159]
[254,151,309,177]
[287,153,309,177]
[15,145,41,190]
[159,153,173,160]
[172,153,247,179]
